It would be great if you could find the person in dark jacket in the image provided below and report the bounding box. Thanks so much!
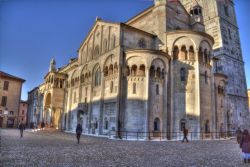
[182,127,189,142]
[41,121,45,130]
[240,129,250,163]
[18,122,25,138]
[75,123,83,144]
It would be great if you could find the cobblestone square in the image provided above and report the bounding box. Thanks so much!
[0,129,247,167]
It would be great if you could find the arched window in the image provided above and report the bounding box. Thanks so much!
[224,5,229,16]
[94,68,101,87]
[126,66,130,76]
[81,74,85,83]
[205,71,208,84]
[88,47,93,60]
[109,64,113,75]
[207,52,211,64]
[104,117,108,130]
[180,68,186,81]
[103,39,108,53]
[189,46,195,61]
[114,63,118,73]
[138,38,146,48]
[94,45,100,58]
[60,80,63,88]
[111,35,116,49]
[139,64,145,76]
[228,28,232,39]
[218,85,224,94]
[180,46,187,60]
[154,118,160,131]
[218,85,221,94]
[104,66,108,77]
[204,49,208,63]
[150,66,155,78]
[156,84,159,95]
[85,73,88,80]
[131,65,137,76]
[173,46,179,60]
[198,47,203,62]
[161,69,165,79]
[180,119,186,131]
[110,81,114,93]
[51,76,54,83]
[132,83,136,94]
[156,67,161,78]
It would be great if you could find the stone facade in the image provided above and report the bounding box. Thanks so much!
[0,71,25,128]
[28,0,249,139]
[180,0,249,130]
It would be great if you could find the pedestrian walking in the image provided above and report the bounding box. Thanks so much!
[240,129,250,163]
[182,127,189,142]
[41,121,45,130]
[18,122,25,138]
[236,127,242,145]
[75,123,83,144]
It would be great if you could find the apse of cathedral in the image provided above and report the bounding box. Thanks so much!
[29,0,249,140]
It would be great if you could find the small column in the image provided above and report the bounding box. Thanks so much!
[145,67,150,140]
[195,48,201,139]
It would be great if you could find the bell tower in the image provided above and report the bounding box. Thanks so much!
[180,0,250,130]
[189,3,205,31]
[49,58,56,72]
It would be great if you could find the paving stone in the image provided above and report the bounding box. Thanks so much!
[0,129,247,167]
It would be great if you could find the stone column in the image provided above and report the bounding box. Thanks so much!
[98,71,105,135]
[145,67,150,140]
[211,61,217,138]
[162,61,169,139]
[195,48,201,139]
[169,58,174,140]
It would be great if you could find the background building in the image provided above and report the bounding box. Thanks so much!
[0,71,25,128]
[27,87,44,128]
[18,100,28,125]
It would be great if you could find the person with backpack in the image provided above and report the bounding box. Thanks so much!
[75,123,83,144]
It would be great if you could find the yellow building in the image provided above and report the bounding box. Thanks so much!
[0,71,25,128]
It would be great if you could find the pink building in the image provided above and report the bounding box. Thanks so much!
[18,100,28,125]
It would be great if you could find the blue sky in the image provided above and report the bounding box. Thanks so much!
[0,0,249,100]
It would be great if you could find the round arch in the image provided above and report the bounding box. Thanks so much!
[172,36,196,52]
[44,93,52,107]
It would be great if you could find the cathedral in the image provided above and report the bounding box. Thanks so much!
[28,0,249,140]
